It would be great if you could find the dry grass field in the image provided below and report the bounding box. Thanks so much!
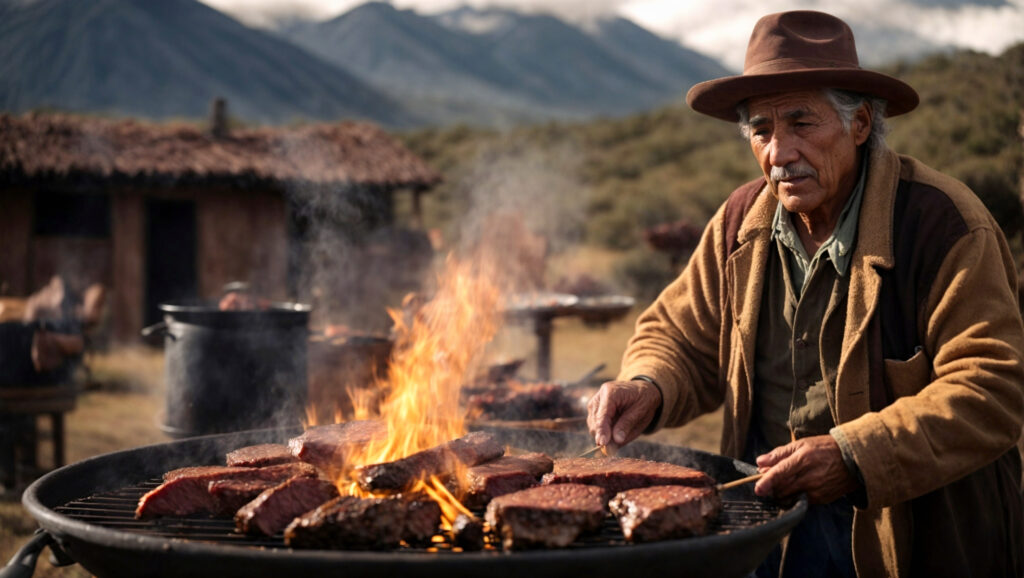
[0,313,722,577]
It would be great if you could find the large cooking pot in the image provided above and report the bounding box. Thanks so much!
[142,300,310,438]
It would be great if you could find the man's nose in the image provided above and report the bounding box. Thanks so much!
[768,132,799,168]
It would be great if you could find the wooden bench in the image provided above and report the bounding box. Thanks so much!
[0,384,77,490]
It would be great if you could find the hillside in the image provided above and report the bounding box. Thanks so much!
[0,0,415,125]
[399,44,1024,299]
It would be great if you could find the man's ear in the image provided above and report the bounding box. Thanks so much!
[853,104,872,146]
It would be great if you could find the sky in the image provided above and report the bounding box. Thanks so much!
[200,0,1024,70]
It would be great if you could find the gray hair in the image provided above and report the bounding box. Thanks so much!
[736,89,889,151]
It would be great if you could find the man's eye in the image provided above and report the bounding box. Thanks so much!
[753,129,769,137]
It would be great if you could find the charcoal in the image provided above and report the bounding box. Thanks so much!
[288,420,387,477]
[284,496,441,550]
[356,431,505,492]
[484,483,606,550]
[137,462,318,519]
[609,485,722,542]
[235,477,339,536]
[459,452,554,508]
[542,457,713,495]
[226,444,297,467]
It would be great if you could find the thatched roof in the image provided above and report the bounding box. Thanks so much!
[0,112,441,190]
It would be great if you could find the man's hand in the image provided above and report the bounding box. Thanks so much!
[753,434,860,504]
[587,379,662,450]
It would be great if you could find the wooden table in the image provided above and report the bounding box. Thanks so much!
[504,294,635,380]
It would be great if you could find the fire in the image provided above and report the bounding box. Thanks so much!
[310,254,504,523]
[361,254,502,464]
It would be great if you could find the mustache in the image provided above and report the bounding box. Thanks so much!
[770,163,818,182]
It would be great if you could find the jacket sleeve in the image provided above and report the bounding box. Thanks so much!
[837,222,1024,508]
[617,204,730,431]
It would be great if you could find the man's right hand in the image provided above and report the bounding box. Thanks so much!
[587,379,662,450]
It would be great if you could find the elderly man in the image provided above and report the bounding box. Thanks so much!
[587,10,1024,577]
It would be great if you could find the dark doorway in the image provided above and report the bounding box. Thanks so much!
[145,199,198,326]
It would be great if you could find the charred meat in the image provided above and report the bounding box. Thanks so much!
[235,477,339,536]
[288,420,386,476]
[484,483,606,550]
[284,496,441,550]
[542,457,713,495]
[226,444,298,468]
[459,452,554,508]
[451,514,485,551]
[137,462,318,519]
[356,431,504,492]
[609,485,722,542]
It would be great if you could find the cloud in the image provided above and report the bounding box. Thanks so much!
[620,0,1024,70]
[202,0,1024,67]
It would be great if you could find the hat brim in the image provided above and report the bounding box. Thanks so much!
[686,68,919,122]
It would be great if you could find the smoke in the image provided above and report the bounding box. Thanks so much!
[451,140,589,294]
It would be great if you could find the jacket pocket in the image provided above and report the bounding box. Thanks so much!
[883,348,932,399]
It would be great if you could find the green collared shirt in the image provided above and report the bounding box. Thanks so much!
[753,154,868,456]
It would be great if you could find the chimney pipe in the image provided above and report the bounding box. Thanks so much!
[210,97,228,139]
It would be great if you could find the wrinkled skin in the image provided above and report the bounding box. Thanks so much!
[586,379,662,451]
[754,434,860,504]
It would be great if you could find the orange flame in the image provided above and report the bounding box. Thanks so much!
[308,254,504,522]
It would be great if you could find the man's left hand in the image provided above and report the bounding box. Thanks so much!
[753,434,860,504]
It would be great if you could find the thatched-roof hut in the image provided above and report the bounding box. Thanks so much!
[0,111,441,341]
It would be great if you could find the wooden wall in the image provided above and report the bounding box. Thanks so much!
[0,190,32,296]
[112,193,144,342]
[196,189,289,301]
[5,185,296,342]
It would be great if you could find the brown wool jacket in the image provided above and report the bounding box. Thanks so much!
[619,146,1024,577]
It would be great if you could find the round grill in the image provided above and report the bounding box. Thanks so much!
[20,427,806,578]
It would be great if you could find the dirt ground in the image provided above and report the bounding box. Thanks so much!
[0,314,723,576]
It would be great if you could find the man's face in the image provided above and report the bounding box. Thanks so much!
[746,90,870,224]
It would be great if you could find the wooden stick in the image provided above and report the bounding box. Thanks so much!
[716,472,764,491]
[577,445,604,457]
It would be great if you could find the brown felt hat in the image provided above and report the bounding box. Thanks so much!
[686,11,919,122]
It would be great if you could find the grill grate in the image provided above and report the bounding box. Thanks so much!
[55,478,785,552]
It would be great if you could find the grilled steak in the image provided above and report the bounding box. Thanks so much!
[484,483,606,549]
[226,444,297,467]
[284,496,441,549]
[464,381,580,421]
[288,420,387,477]
[542,457,713,494]
[208,479,280,515]
[235,477,339,536]
[609,485,722,542]
[356,431,505,492]
[451,513,485,551]
[403,499,444,545]
[137,462,318,519]
[458,452,554,508]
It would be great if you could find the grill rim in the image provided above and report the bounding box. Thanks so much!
[22,427,807,578]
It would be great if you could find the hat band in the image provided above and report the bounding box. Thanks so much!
[744,57,862,76]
